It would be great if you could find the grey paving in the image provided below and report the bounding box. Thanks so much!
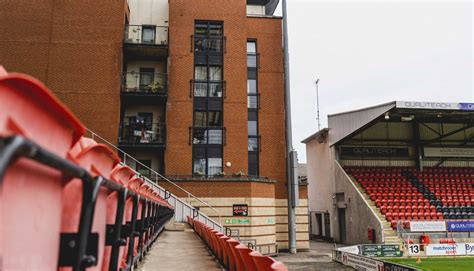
[136,230,222,271]
[276,240,353,271]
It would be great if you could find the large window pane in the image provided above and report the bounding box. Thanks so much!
[208,158,222,175]
[208,38,222,52]
[195,37,208,51]
[195,23,208,36]
[208,111,222,126]
[209,24,223,36]
[193,128,207,144]
[247,54,257,68]
[247,42,256,53]
[247,79,257,94]
[248,138,258,151]
[209,82,223,97]
[142,26,155,44]
[194,66,207,80]
[248,121,257,136]
[209,66,222,80]
[194,82,207,97]
[208,129,222,144]
[193,158,206,174]
[194,111,207,127]
[248,96,257,109]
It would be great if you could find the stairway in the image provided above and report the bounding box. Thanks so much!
[352,181,403,245]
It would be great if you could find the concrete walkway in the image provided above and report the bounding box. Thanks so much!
[136,230,222,271]
[277,240,353,270]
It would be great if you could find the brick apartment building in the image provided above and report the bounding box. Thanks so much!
[0,0,309,251]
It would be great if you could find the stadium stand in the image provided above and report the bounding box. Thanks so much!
[187,216,288,271]
[345,166,473,229]
[0,70,174,270]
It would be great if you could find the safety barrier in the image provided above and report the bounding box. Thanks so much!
[187,216,287,271]
[0,69,174,271]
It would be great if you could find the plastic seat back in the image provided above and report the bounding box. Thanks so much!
[0,73,84,270]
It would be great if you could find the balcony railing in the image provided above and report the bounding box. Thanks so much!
[124,25,168,46]
[189,126,226,145]
[122,72,167,95]
[189,80,226,98]
[119,122,166,146]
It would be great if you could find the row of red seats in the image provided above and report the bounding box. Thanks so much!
[187,217,287,271]
[0,70,174,270]
[350,167,442,223]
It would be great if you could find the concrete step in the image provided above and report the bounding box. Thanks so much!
[165,221,187,231]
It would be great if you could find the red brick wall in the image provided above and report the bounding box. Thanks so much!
[166,0,248,175]
[160,180,275,198]
[247,17,287,199]
[166,2,288,200]
[0,0,125,143]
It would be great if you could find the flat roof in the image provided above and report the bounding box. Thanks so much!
[305,101,474,146]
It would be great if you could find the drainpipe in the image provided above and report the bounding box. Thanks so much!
[282,0,298,254]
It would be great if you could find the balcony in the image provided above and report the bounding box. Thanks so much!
[123,25,168,59]
[121,72,167,104]
[118,122,166,150]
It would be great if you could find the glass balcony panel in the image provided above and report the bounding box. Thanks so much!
[124,25,168,46]
[122,72,167,94]
[119,122,165,145]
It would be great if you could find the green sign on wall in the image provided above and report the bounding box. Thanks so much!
[224,219,250,225]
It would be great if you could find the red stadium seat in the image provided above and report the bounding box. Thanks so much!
[235,244,258,271]
[0,72,84,270]
[64,140,121,271]
[250,251,288,271]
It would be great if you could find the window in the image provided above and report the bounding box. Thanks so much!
[142,26,155,44]
[194,111,207,127]
[209,66,222,80]
[195,66,207,80]
[208,158,222,175]
[247,42,256,53]
[208,111,222,126]
[248,121,257,136]
[247,80,257,94]
[248,138,258,151]
[139,68,155,90]
[192,21,225,176]
[195,22,223,52]
[247,40,259,176]
[248,96,257,109]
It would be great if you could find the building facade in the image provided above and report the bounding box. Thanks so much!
[0,0,309,251]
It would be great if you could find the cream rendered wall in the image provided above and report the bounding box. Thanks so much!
[246,5,265,15]
[128,0,169,26]
[306,138,334,214]
[126,61,166,74]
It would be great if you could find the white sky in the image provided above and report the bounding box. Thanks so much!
[274,0,474,162]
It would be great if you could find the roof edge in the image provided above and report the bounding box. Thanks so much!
[328,101,396,118]
[301,128,329,144]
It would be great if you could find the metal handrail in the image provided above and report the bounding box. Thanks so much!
[86,128,222,226]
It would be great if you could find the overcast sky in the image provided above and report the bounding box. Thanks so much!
[274,0,473,162]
